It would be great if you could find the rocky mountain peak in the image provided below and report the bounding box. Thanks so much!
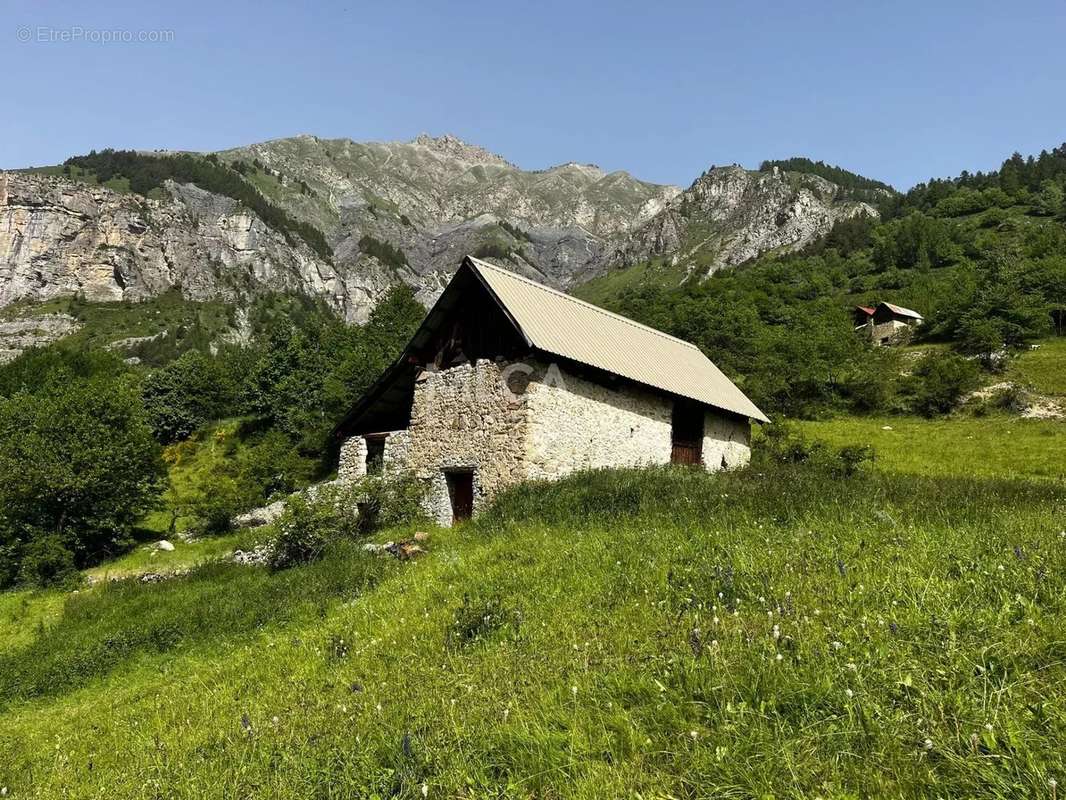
[411,133,514,168]
[607,165,877,275]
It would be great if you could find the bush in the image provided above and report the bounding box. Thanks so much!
[757,421,874,476]
[269,476,426,570]
[17,536,80,588]
[904,352,979,417]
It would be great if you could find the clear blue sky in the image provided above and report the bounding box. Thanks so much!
[4,0,1065,189]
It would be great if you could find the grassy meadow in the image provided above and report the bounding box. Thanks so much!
[798,415,1065,481]
[1,462,1064,798]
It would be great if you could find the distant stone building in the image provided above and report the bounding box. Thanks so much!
[335,257,768,526]
[856,302,923,346]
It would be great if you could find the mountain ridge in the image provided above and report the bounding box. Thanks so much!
[1,134,884,334]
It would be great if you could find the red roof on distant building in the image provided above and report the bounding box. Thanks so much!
[856,305,875,316]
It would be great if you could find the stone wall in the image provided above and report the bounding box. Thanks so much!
[338,357,753,525]
[337,435,368,482]
[404,359,530,525]
[382,429,411,472]
[702,410,751,470]
[524,362,673,480]
[868,320,914,346]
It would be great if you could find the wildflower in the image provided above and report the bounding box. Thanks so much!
[272,716,280,725]
[845,689,854,698]
[847,662,857,672]
[832,641,844,650]
[689,730,699,739]
[775,653,783,662]
[923,738,933,751]
[1,788,7,797]
[772,625,780,639]
[984,723,993,731]
[571,686,578,696]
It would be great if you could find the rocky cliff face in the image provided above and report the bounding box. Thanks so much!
[0,171,398,322]
[609,165,877,275]
[1,136,881,338]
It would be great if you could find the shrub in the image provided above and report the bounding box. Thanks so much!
[757,420,874,476]
[269,491,349,570]
[269,476,426,570]
[904,352,979,416]
[17,536,80,588]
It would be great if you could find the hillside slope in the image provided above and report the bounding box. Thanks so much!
[0,464,1062,798]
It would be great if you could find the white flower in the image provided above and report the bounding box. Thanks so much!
[847,662,857,672]
[772,625,780,639]
[1048,777,1057,789]
[845,689,854,698]
[689,730,699,739]
[923,738,933,751]
[422,783,429,798]
[571,686,578,696]
[832,641,844,650]
[775,653,783,662]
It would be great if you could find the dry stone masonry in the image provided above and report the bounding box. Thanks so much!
[339,358,752,526]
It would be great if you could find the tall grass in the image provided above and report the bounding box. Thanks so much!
[1,463,1063,798]
[0,541,388,706]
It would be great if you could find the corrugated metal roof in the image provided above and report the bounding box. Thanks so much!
[467,257,769,422]
[880,301,923,320]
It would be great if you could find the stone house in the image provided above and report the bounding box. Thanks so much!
[334,257,768,525]
[856,302,923,346]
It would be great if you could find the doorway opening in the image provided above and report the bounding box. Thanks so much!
[445,470,474,523]
[671,399,704,465]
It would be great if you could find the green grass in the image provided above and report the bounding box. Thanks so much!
[0,463,1063,797]
[82,532,250,582]
[572,258,692,307]
[798,415,1065,480]
[1008,338,1066,397]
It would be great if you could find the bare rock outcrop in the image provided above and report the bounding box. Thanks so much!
[608,166,877,276]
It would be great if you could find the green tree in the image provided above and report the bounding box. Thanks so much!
[1034,179,1064,217]
[0,373,166,584]
[142,350,235,443]
[903,352,979,417]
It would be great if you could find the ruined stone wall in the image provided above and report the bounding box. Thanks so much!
[405,359,530,525]
[702,410,752,471]
[337,435,368,483]
[524,362,673,480]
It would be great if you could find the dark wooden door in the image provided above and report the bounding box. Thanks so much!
[671,400,704,466]
[671,441,702,465]
[447,471,474,522]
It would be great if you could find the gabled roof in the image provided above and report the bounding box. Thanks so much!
[467,257,768,422]
[879,301,923,320]
[337,257,768,438]
[856,305,875,316]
